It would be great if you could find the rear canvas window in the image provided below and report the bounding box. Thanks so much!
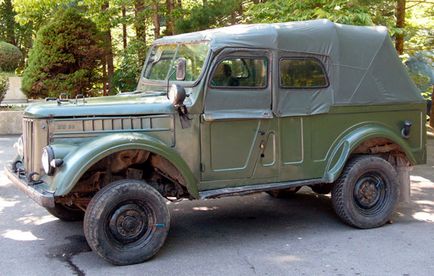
[280,58,328,88]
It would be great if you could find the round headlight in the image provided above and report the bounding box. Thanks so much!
[168,84,186,107]
[14,135,24,157]
[41,146,55,175]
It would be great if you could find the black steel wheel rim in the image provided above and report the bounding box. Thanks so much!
[106,201,155,247]
[353,172,388,215]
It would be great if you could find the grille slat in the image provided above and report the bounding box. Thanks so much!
[23,118,48,174]
[23,119,33,172]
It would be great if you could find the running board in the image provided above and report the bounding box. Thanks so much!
[199,178,324,199]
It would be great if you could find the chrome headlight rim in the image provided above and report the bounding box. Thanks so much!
[41,146,55,175]
[168,84,186,107]
[14,135,24,157]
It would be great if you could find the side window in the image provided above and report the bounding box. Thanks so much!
[210,57,268,88]
[280,58,328,89]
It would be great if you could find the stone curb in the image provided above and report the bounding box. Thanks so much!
[0,111,23,135]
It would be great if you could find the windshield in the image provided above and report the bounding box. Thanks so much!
[143,42,209,82]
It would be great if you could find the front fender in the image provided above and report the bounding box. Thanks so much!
[324,123,417,183]
[52,132,198,198]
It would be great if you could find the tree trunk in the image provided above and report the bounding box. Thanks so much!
[238,2,243,17]
[122,5,127,50]
[102,2,114,94]
[395,0,406,55]
[166,0,174,35]
[102,59,108,96]
[134,0,147,62]
[3,0,16,45]
[230,11,237,25]
[153,1,160,39]
[430,85,434,128]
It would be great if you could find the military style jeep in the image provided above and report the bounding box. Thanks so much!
[6,20,426,265]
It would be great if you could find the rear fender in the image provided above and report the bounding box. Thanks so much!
[324,124,416,182]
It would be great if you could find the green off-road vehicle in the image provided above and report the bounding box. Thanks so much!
[6,20,426,265]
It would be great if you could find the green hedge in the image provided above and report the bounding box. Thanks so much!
[0,41,22,72]
[0,74,9,104]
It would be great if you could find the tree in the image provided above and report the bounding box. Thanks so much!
[0,0,16,45]
[175,0,245,33]
[22,8,103,98]
[244,0,375,25]
[152,0,161,39]
[134,0,147,62]
[165,0,175,35]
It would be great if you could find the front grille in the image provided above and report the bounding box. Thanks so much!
[23,118,33,172]
[22,118,48,174]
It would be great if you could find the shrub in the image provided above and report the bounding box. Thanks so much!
[112,40,146,93]
[0,74,9,104]
[0,41,22,72]
[22,8,103,99]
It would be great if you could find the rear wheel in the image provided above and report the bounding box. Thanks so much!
[46,204,84,221]
[267,187,301,198]
[84,179,170,265]
[331,156,399,229]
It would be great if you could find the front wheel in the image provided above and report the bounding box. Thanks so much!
[84,179,170,265]
[331,156,399,229]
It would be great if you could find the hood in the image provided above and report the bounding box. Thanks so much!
[24,93,175,118]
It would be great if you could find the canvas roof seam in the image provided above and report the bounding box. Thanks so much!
[347,33,387,103]
[331,22,340,106]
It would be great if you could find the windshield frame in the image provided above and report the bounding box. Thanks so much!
[140,40,211,88]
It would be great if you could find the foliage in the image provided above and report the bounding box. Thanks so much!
[112,40,146,93]
[21,8,103,98]
[0,41,22,72]
[406,52,434,99]
[13,0,76,30]
[0,0,16,45]
[175,0,244,33]
[0,72,9,104]
[243,0,375,25]
[5,0,434,99]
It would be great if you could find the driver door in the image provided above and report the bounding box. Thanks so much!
[200,49,277,188]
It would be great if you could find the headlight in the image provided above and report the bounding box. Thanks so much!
[41,146,55,175]
[168,84,186,107]
[14,135,24,157]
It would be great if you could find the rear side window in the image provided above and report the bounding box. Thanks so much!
[210,57,268,88]
[280,58,328,89]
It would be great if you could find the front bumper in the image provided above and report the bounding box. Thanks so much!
[5,165,55,208]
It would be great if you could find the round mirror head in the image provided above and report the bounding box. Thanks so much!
[168,84,186,106]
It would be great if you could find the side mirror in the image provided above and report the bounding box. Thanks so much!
[176,58,187,81]
[168,84,186,107]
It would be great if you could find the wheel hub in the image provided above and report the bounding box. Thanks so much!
[354,174,383,209]
[109,203,149,244]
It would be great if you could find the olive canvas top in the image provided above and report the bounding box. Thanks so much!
[155,19,423,116]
